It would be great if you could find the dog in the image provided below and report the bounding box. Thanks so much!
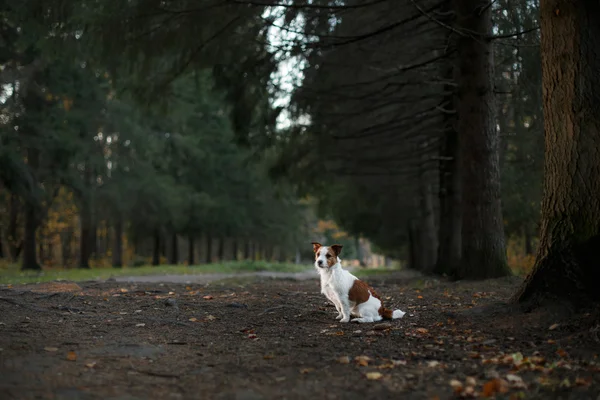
[312,242,405,323]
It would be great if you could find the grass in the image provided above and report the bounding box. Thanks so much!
[0,261,312,285]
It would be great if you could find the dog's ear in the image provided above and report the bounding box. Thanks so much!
[331,244,343,256]
[311,242,322,253]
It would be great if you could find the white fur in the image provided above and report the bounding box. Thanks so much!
[314,247,405,323]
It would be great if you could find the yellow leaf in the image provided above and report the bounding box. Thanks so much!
[355,355,371,366]
[66,351,77,361]
[189,317,198,322]
[337,356,350,364]
[365,372,383,380]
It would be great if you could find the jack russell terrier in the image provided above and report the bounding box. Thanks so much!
[312,242,405,323]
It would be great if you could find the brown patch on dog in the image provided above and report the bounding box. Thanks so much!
[312,242,322,253]
[330,244,343,256]
[349,280,381,305]
[326,247,338,267]
[349,279,395,319]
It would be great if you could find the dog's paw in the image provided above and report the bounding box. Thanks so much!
[340,317,350,323]
[335,314,343,320]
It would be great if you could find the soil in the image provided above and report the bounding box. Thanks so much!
[1,270,599,400]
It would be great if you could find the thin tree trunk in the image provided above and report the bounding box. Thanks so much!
[512,0,600,307]
[419,183,438,273]
[22,198,40,270]
[188,235,195,265]
[8,193,22,262]
[244,239,251,260]
[152,230,160,266]
[79,201,92,269]
[408,221,418,270]
[454,0,509,279]
[112,218,123,268]
[169,233,178,264]
[22,146,41,271]
[217,237,225,262]
[232,238,238,261]
[206,234,213,263]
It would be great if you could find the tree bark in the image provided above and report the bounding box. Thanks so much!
[512,0,600,307]
[112,218,123,268]
[454,0,510,279]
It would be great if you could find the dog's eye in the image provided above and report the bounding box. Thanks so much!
[326,254,331,258]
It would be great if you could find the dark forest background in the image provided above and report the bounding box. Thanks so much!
[0,0,540,277]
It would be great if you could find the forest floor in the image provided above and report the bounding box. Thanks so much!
[1,269,599,400]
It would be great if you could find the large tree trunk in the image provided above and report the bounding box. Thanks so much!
[112,218,123,268]
[512,0,600,307]
[454,0,510,279]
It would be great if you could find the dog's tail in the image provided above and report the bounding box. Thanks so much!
[381,308,406,320]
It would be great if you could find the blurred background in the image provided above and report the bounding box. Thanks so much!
[0,0,540,276]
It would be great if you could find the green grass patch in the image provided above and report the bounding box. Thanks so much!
[0,261,312,285]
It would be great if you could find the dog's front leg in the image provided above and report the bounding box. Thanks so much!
[335,293,351,323]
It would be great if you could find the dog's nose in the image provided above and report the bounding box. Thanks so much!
[317,260,323,266]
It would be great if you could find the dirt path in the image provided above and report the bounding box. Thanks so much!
[1,271,599,400]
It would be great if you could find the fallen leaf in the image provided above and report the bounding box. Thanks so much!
[482,379,508,397]
[449,379,463,394]
[135,323,145,327]
[427,360,440,368]
[337,356,350,364]
[549,323,560,331]
[203,295,213,300]
[263,353,275,360]
[506,374,527,389]
[275,377,286,382]
[85,361,97,368]
[189,317,198,322]
[415,328,429,334]
[556,348,568,358]
[44,347,59,352]
[300,368,314,374]
[66,351,77,361]
[465,376,476,386]
[365,372,383,380]
[248,334,258,340]
[205,315,217,321]
[373,323,392,331]
[355,355,372,366]
[417,296,423,299]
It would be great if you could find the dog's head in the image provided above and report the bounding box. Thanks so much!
[311,242,343,269]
